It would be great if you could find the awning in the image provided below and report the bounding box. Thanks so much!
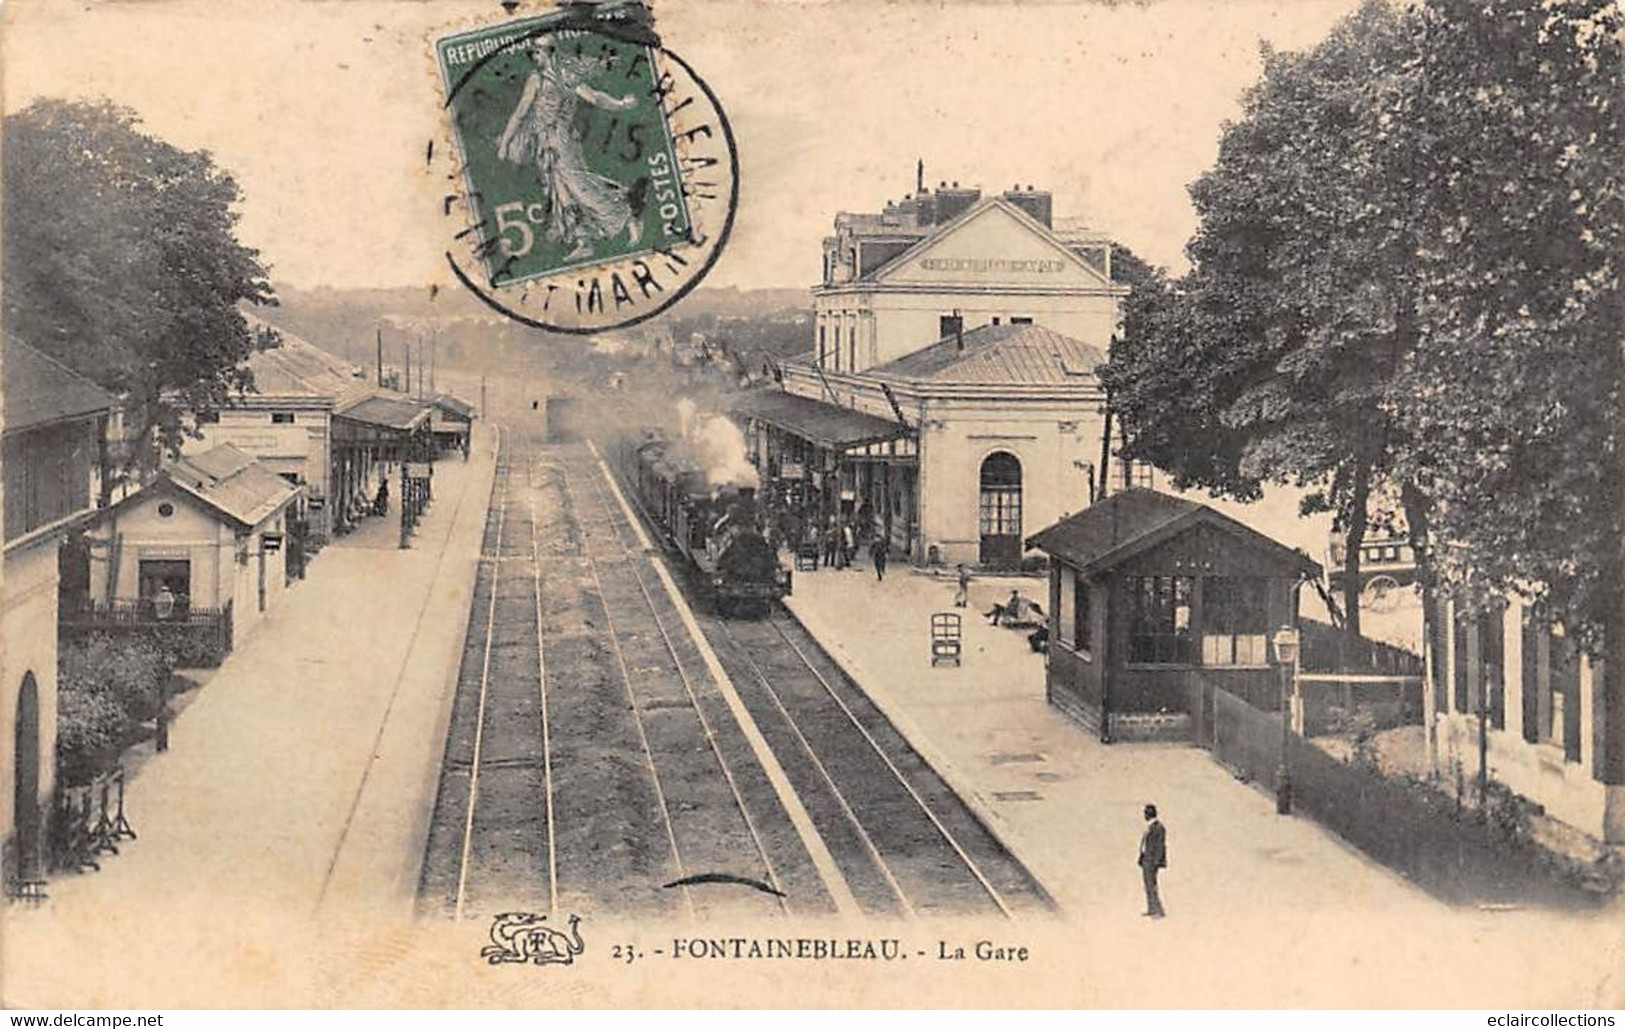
[335,394,431,432]
[728,389,911,449]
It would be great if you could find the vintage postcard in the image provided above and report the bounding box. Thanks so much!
[1,0,1622,1012]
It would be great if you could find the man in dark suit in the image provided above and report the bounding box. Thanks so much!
[1138,803,1167,918]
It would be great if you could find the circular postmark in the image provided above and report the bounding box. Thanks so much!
[431,7,736,334]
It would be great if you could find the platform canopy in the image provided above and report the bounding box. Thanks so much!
[728,389,910,450]
[335,393,431,433]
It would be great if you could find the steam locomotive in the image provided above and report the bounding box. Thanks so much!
[619,430,791,615]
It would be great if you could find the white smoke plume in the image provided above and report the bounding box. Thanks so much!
[674,399,759,489]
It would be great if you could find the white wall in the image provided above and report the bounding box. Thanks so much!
[90,493,226,608]
[916,400,1105,567]
[1,540,63,849]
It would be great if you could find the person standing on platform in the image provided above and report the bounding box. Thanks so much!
[1138,804,1167,918]
[869,536,889,582]
[841,522,856,569]
[954,563,971,608]
[823,517,839,568]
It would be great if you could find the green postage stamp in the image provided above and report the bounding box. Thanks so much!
[433,2,735,333]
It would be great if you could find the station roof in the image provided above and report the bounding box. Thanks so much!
[1027,488,1321,579]
[162,443,302,529]
[336,393,432,432]
[870,324,1106,386]
[3,336,115,434]
[432,393,475,419]
[239,315,371,407]
[728,389,910,450]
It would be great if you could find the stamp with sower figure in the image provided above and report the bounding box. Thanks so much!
[432,1,735,334]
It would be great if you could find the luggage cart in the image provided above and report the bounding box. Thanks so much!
[930,612,962,667]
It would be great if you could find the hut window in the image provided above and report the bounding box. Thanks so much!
[1058,567,1075,647]
[1202,577,1270,666]
[1127,575,1194,664]
[1074,574,1092,657]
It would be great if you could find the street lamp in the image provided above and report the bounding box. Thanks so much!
[1272,625,1300,815]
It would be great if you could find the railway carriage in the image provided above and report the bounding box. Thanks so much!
[619,429,791,615]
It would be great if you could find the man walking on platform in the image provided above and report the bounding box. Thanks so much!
[870,536,889,582]
[1139,804,1167,918]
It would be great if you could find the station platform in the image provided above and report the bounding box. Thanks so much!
[4,426,498,1007]
[782,558,1433,920]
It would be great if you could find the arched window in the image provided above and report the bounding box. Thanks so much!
[978,452,1023,568]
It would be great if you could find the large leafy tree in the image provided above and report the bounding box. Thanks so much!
[3,98,277,477]
[1104,1,1425,639]
[1394,0,1623,663]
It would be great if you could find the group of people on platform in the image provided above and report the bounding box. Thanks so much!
[763,502,892,582]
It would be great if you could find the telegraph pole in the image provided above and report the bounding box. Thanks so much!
[376,326,384,387]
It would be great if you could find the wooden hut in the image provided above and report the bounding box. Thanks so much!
[1027,489,1321,743]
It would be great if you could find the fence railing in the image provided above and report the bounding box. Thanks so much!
[1295,672,1423,734]
[1207,685,1617,907]
[60,600,233,668]
[1300,617,1423,676]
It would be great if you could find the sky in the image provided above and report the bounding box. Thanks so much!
[2,0,1361,291]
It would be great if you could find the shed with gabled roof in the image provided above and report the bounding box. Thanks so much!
[89,443,304,649]
[1027,489,1321,744]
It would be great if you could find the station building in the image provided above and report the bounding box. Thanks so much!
[731,179,1128,569]
[184,318,433,545]
[85,444,302,649]
[1333,528,1624,843]
[2,338,115,896]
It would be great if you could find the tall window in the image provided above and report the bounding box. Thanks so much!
[977,453,1022,536]
[817,324,826,367]
[848,324,857,371]
[1074,573,1092,657]
[1480,607,1505,730]
[1521,606,1542,744]
[1127,576,1194,664]
[1202,577,1269,666]
[1550,627,1583,763]
[1058,567,1075,647]
[1056,566,1093,657]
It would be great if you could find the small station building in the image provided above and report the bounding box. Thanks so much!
[1027,489,1320,743]
[731,176,1129,569]
[87,443,303,649]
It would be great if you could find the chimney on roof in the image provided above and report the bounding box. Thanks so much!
[1001,185,1053,228]
[916,158,925,195]
[936,183,982,223]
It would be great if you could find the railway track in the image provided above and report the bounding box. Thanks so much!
[419,429,1050,922]
[594,440,1053,921]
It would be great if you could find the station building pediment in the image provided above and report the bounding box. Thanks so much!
[871,200,1114,292]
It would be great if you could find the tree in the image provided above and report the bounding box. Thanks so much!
[1394,0,1623,656]
[3,99,277,476]
[1104,1,1427,640]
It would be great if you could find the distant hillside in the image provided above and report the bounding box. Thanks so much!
[256,282,808,375]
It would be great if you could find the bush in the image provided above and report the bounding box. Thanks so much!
[60,633,170,722]
[55,686,128,785]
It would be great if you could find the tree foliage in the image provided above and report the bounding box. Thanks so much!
[1104,2,1425,636]
[1102,0,1624,653]
[3,98,277,474]
[1392,0,1624,649]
